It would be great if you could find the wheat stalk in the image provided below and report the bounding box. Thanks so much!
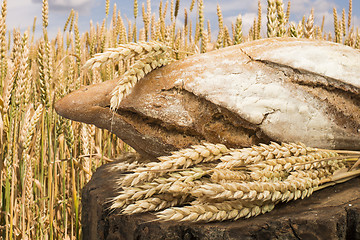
[2,0,360,237]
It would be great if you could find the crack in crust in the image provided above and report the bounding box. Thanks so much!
[239,47,360,135]
[115,88,273,151]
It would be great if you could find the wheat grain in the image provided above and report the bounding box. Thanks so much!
[120,143,228,187]
[110,49,170,109]
[112,140,358,222]
[267,0,278,38]
[25,104,43,150]
[156,200,275,222]
[37,38,49,107]
[289,21,298,38]
[211,169,249,182]
[223,26,232,47]
[256,0,262,39]
[2,60,14,114]
[122,194,189,214]
[304,8,314,38]
[285,1,291,23]
[2,0,360,236]
[83,41,169,69]
[81,124,92,181]
[355,31,360,49]
[42,0,48,30]
[190,0,195,12]
[216,142,310,169]
[0,0,7,85]
[198,0,205,53]
[64,10,74,32]
[276,0,286,37]
[333,7,341,43]
[348,0,352,30]
[341,8,346,38]
[215,4,225,48]
[112,169,207,208]
[234,15,243,44]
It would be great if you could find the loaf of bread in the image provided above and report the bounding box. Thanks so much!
[55,38,360,158]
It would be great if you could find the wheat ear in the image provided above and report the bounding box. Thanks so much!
[83,41,169,69]
[155,200,275,222]
[120,143,229,187]
[267,0,278,38]
[110,50,170,109]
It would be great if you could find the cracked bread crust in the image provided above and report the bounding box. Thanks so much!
[121,38,360,150]
[55,38,360,158]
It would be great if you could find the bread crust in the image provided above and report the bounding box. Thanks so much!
[55,38,360,157]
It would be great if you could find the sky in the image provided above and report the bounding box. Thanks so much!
[5,0,360,39]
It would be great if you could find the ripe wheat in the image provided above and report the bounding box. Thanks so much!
[111,142,359,222]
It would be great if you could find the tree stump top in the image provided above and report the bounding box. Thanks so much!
[82,154,360,240]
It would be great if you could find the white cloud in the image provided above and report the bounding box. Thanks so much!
[204,0,259,13]
[32,0,96,13]
[4,0,359,41]
[7,0,40,32]
[224,12,258,34]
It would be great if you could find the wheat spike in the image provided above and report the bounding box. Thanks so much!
[216,142,310,169]
[156,201,275,222]
[234,15,243,44]
[122,194,189,214]
[0,0,7,84]
[112,169,207,209]
[348,0,352,30]
[215,4,224,49]
[198,0,205,53]
[120,143,229,187]
[109,42,171,109]
[267,0,278,38]
[289,21,298,38]
[83,41,169,69]
[333,7,340,43]
[2,61,14,113]
[63,9,74,32]
[285,1,291,23]
[190,0,195,12]
[304,8,314,38]
[355,31,360,49]
[276,0,286,37]
[342,8,346,37]
[110,140,360,223]
[19,104,44,152]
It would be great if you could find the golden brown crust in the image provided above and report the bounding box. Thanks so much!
[55,38,360,157]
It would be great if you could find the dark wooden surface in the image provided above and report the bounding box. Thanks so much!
[82,154,360,240]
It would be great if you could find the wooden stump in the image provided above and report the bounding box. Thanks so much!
[82,153,360,240]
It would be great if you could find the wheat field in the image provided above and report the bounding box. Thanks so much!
[0,0,359,239]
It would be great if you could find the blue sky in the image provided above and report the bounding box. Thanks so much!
[6,0,360,39]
